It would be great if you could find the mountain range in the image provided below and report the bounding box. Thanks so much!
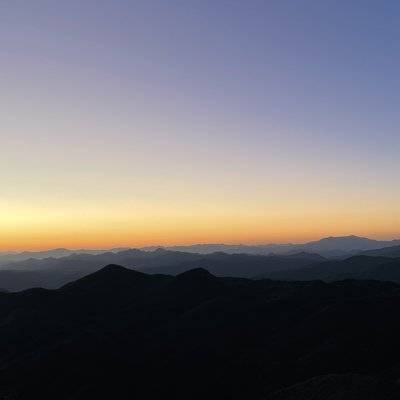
[1,265,400,399]
[0,250,324,292]
[1,235,400,292]
[1,235,399,267]
[148,235,400,258]
[0,247,128,265]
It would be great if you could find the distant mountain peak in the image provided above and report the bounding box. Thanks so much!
[152,247,169,254]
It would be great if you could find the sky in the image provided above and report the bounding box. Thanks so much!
[1,0,399,250]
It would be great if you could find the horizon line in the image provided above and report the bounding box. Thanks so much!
[1,234,399,253]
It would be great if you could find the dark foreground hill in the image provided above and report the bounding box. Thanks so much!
[0,266,400,399]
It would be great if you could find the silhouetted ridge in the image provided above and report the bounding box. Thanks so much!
[0,248,335,291]
[100,263,143,275]
[171,268,222,289]
[166,268,224,302]
[1,269,400,399]
[175,267,214,280]
[61,264,150,292]
[153,235,400,258]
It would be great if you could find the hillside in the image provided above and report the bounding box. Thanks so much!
[0,266,400,399]
[361,245,400,258]
[263,256,400,282]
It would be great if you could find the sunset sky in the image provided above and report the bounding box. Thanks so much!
[1,1,399,250]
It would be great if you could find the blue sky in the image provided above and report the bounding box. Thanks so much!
[0,1,399,249]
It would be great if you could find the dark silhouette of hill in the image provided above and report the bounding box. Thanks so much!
[0,250,324,291]
[0,266,400,399]
[61,264,164,293]
[263,256,400,282]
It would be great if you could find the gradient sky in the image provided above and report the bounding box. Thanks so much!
[1,0,399,250]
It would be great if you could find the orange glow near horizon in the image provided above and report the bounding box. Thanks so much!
[1,1,400,252]
[1,203,398,251]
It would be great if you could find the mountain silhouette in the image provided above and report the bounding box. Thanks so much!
[149,235,400,258]
[0,250,325,292]
[1,266,400,399]
[2,235,398,268]
[0,248,120,266]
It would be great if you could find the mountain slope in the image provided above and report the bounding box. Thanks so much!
[264,256,400,282]
[361,245,400,258]
[1,267,400,399]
